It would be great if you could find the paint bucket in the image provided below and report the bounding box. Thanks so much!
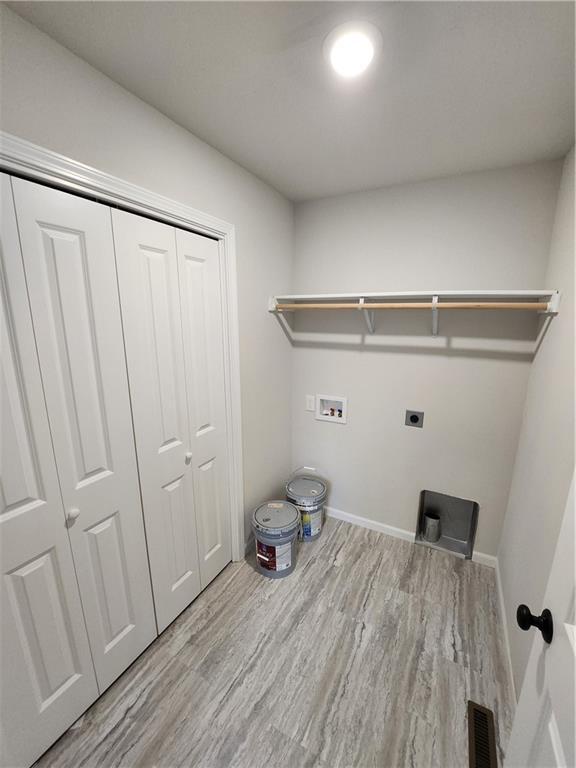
[286,475,328,541]
[252,501,300,578]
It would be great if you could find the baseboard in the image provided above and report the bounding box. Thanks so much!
[326,505,415,542]
[472,550,498,568]
[495,558,517,702]
[325,505,496,568]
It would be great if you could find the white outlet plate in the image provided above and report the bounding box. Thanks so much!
[315,394,347,424]
[305,394,315,412]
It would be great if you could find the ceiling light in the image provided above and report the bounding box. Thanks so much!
[325,22,381,79]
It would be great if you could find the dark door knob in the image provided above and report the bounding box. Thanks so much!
[516,604,553,644]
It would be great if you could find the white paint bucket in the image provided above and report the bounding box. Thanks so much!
[286,475,328,541]
[252,501,300,579]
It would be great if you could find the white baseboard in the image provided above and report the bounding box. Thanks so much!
[325,505,496,568]
[495,558,517,702]
[472,550,498,568]
[326,505,415,542]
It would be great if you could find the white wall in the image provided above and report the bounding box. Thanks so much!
[498,148,574,695]
[0,6,293,540]
[292,162,562,556]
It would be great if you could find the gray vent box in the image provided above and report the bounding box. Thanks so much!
[416,490,479,559]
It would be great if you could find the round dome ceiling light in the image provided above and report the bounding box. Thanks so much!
[325,21,382,79]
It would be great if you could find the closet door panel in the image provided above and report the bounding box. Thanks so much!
[12,179,156,693]
[195,455,228,567]
[1,175,98,768]
[112,210,201,633]
[176,230,232,586]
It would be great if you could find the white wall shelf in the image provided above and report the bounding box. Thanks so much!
[269,290,560,336]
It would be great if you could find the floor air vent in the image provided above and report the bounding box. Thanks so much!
[468,701,498,768]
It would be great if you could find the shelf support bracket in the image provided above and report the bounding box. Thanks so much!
[268,297,295,343]
[431,295,439,336]
[359,298,375,334]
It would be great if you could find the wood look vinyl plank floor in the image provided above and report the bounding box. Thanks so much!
[34,519,515,768]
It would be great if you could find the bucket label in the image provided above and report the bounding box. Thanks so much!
[301,509,322,538]
[256,540,292,571]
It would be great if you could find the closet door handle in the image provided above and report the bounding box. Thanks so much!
[185,452,193,465]
[66,508,81,526]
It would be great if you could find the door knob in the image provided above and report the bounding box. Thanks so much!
[185,452,193,465]
[516,604,554,644]
[66,508,81,526]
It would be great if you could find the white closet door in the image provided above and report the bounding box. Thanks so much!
[176,230,232,587]
[12,179,156,693]
[0,175,98,768]
[112,210,201,633]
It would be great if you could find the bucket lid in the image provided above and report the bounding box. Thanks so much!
[253,501,299,536]
[286,475,327,505]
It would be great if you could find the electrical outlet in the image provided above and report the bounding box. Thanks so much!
[305,394,315,412]
[405,410,424,428]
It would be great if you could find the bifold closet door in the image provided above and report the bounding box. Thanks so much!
[176,229,232,586]
[0,176,98,768]
[11,178,156,693]
[112,211,202,632]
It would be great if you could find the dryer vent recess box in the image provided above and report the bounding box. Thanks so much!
[316,395,347,424]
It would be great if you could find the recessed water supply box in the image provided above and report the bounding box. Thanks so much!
[315,395,347,423]
[415,490,479,559]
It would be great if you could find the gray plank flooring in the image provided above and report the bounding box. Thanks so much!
[35,519,515,768]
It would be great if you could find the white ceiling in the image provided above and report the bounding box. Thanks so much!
[9,1,575,201]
